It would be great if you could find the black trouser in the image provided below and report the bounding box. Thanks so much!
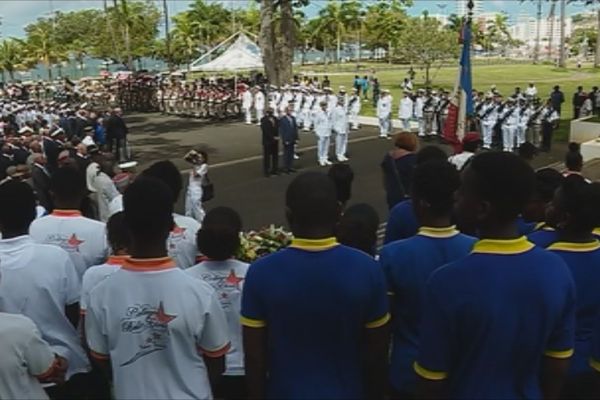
[108,137,126,161]
[282,142,295,172]
[263,142,278,175]
[45,369,110,400]
[541,121,554,150]
[213,375,247,400]
[574,106,581,119]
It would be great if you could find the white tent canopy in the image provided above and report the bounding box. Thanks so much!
[190,32,263,72]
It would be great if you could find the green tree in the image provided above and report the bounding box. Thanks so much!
[22,19,66,80]
[171,12,202,71]
[578,0,600,67]
[363,0,411,63]
[0,39,26,81]
[395,15,458,84]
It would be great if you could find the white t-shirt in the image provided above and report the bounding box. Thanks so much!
[86,257,230,400]
[108,194,123,217]
[29,210,108,279]
[80,256,127,313]
[170,214,201,269]
[186,259,249,375]
[448,151,475,171]
[0,235,90,379]
[0,313,56,400]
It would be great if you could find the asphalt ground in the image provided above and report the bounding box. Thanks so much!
[125,112,578,230]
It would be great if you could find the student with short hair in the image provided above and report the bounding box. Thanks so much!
[526,168,564,247]
[186,207,249,400]
[29,166,108,279]
[0,180,91,396]
[142,160,200,269]
[85,177,230,399]
[415,152,576,399]
[380,160,476,398]
[545,175,600,398]
[336,203,380,256]
[327,163,354,208]
[242,172,389,399]
[384,146,448,244]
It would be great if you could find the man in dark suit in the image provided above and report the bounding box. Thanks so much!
[31,153,52,211]
[278,105,299,174]
[105,107,129,162]
[43,128,66,175]
[260,107,279,177]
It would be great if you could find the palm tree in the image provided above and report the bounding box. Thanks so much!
[0,39,25,82]
[172,13,201,71]
[315,1,346,63]
[23,22,65,80]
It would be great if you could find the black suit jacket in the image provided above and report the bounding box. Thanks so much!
[32,164,52,211]
[260,115,279,145]
[105,115,128,140]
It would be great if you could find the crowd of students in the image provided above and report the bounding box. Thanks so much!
[2,128,600,400]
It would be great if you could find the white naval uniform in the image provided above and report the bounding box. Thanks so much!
[480,102,497,149]
[348,95,361,130]
[500,105,519,152]
[376,95,392,137]
[242,91,253,124]
[332,103,349,161]
[313,108,332,164]
[293,93,303,121]
[398,96,414,131]
[414,96,425,136]
[254,91,265,124]
[516,106,532,147]
[326,94,338,113]
[301,94,314,130]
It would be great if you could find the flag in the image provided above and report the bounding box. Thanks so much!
[442,21,474,153]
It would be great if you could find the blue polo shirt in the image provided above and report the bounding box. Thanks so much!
[241,237,389,399]
[415,237,576,399]
[379,226,476,394]
[548,240,600,375]
[517,217,537,236]
[384,200,418,244]
[528,225,558,248]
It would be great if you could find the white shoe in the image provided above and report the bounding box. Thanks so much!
[294,154,299,160]
[318,160,326,167]
[324,159,332,165]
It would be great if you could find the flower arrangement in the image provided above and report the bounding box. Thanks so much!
[237,225,292,263]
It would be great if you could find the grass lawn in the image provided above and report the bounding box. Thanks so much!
[299,62,600,142]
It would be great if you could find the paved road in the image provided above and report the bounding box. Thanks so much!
[125,113,574,230]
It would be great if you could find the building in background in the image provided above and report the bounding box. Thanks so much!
[508,12,573,58]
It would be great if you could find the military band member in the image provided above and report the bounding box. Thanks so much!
[301,90,315,131]
[422,90,436,137]
[540,99,559,152]
[516,99,531,148]
[498,97,518,153]
[528,99,544,146]
[414,89,425,137]
[479,95,498,149]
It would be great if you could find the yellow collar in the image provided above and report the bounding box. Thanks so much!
[593,228,600,236]
[418,226,460,238]
[289,237,339,252]
[548,241,600,252]
[472,237,534,255]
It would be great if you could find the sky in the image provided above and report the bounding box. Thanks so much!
[0,0,593,39]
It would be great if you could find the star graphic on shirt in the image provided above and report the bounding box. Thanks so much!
[67,234,84,250]
[152,301,177,324]
[225,270,244,289]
